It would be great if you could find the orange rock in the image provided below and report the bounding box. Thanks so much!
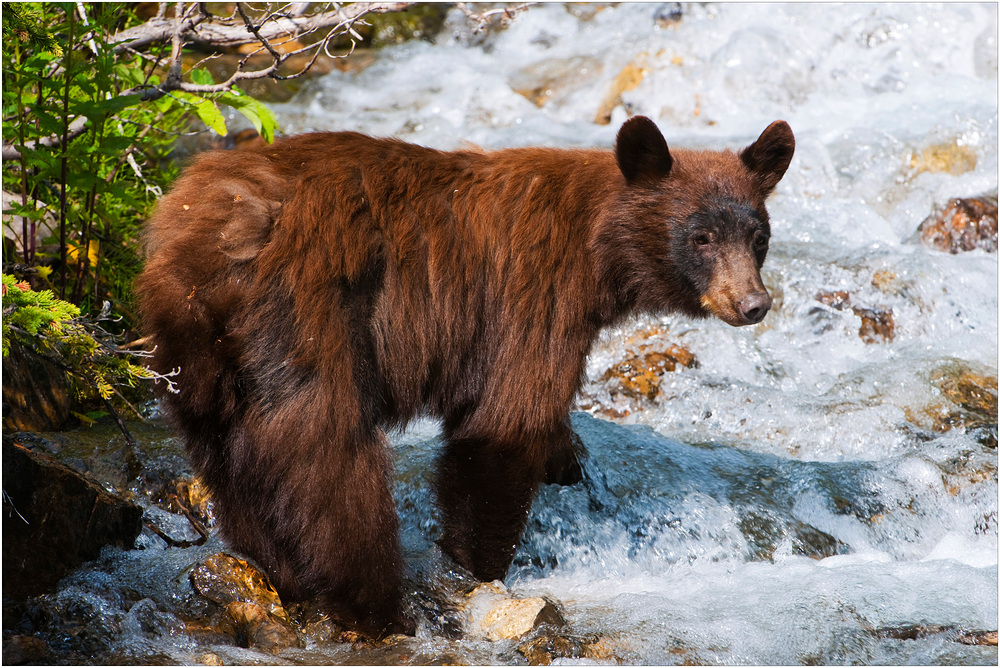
[602,345,697,400]
[917,195,998,253]
[814,290,851,310]
[813,291,895,343]
[909,142,978,176]
[595,57,650,125]
[853,307,895,344]
[189,553,289,622]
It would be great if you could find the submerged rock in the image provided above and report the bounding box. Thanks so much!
[813,290,896,343]
[2,436,143,599]
[510,56,603,108]
[462,581,565,641]
[519,632,622,665]
[874,624,999,646]
[908,141,978,176]
[915,195,998,253]
[219,601,301,653]
[602,345,698,401]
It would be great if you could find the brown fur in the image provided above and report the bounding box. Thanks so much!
[135,117,793,636]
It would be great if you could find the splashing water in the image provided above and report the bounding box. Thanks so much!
[27,3,997,665]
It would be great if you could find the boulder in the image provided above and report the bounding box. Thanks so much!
[189,553,289,622]
[188,553,302,652]
[2,436,143,599]
[2,634,52,665]
[2,340,72,432]
[462,581,565,641]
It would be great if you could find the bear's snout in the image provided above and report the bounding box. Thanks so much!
[737,291,772,325]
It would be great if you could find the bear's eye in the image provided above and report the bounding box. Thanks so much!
[752,231,768,248]
[692,232,713,247]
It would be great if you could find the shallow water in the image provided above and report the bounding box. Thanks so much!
[20,2,998,665]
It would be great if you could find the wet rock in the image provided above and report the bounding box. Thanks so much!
[188,554,302,652]
[2,634,51,665]
[519,633,619,665]
[2,437,143,599]
[908,141,978,176]
[936,367,999,419]
[957,630,998,646]
[510,56,603,108]
[219,601,301,653]
[287,599,350,644]
[602,345,698,401]
[738,511,843,561]
[791,523,843,559]
[654,3,684,28]
[812,291,896,343]
[462,581,565,641]
[915,195,998,253]
[854,307,896,344]
[595,56,651,125]
[916,363,1000,447]
[874,624,999,646]
[189,553,289,623]
[2,340,72,432]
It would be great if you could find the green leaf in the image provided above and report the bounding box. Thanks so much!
[220,89,278,143]
[194,98,227,137]
[75,93,143,117]
[189,67,215,86]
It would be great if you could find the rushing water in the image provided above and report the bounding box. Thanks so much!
[21,3,998,665]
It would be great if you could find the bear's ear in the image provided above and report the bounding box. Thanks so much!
[740,120,795,196]
[615,115,673,187]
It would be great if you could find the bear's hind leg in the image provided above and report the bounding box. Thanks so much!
[220,415,410,638]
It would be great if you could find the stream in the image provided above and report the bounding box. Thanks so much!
[6,3,998,665]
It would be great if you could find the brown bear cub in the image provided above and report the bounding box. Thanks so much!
[136,116,794,637]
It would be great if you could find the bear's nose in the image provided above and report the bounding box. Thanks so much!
[738,292,772,324]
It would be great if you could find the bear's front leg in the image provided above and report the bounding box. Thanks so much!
[434,427,553,581]
[542,420,586,486]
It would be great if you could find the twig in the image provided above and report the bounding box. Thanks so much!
[103,395,142,480]
[120,335,154,350]
[457,2,532,33]
[3,2,417,157]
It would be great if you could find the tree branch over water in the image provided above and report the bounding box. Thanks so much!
[3,1,413,161]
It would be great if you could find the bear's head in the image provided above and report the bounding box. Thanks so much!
[602,115,794,327]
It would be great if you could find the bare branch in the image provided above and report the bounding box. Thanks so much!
[3,115,89,161]
[110,1,412,52]
[457,2,532,34]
